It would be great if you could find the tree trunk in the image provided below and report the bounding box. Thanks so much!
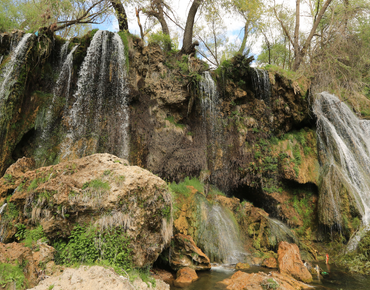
[180,0,203,54]
[238,20,250,55]
[110,0,128,31]
[155,0,170,36]
[144,0,171,51]
[293,0,333,70]
[292,0,301,71]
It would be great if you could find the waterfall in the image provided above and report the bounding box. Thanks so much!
[199,71,223,172]
[266,217,299,247]
[59,41,70,68]
[314,92,370,251]
[0,203,7,243]
[200,71,219,120]
[0,33,33,112]
[196,197,249,264]
[41,44,79,142]
[250,68,271,105]
[66,30,129,158]
[0,203,7,215]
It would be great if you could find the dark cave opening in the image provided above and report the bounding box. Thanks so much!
[230,184,280,217]
[12,128,36,162]
[281,179,319,197]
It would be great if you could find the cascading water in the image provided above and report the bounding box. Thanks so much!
[41,44,79,141]
[196,196,249,264]
[266,217,299,247]
[59,41,70,68]
[199,71,223,172]
[0,33,33,112]
[0,203,7,215]
[200,71,219,125]
[250,68,271,105]
[314,92,370,251]
[64,30,129,159]
[0,203,7,243]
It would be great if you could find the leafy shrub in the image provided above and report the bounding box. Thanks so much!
[3,202,19,221]
[270,136,279,145]
[15,224,27,241]
[22,225,47,248]
[147,31,175,52]
[0,263,25,290]
[55,225,132,271]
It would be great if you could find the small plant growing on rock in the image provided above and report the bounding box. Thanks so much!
[15,224,27,241]
[261,278,279,290]
[3,174,14,185]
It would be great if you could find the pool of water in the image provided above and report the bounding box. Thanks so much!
[170,263,370,290]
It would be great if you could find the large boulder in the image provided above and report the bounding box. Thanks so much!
[169,233,211,271]
[278,241,312,283]
[0,153,173,267]
[173,267,198,288]
[218,271,310,290]
[150,268,175,286]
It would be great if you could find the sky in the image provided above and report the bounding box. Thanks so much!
[93,0,312,67]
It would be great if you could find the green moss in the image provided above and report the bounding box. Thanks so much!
[117,31,130,71]
[165,115,185,129]
[82,179,110,191]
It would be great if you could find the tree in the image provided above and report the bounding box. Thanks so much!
[142,0,171,50]
[0,0,131,36]
[181,0,203,54]
[273,0,334,71]
[223,0,263,55]
[110,0,129,31]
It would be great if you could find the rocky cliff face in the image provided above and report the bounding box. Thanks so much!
[0,28,361,249]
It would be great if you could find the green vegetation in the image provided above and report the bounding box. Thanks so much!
[339,231,370,275]
[2,202,19,221]
[261,277,279,290]
[15,224,47,248]
[82,179,110,191]
[165,116,185,129]
[147,31,176,52]
[3,173,14,185]
[54,225,132,271]
[169,177,204,197]
[117,31,130,70]
[0,263,26,290]
[290,193,315,238]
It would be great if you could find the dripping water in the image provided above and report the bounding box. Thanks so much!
[59,41,70,68]
[0,203,7,215]
[0,33,33,112]
[313,92,370,251]
[41,44,79,141]
[199,71,222,175]
[250,68,271,106]
[0,203,7,243]
[200,71,219,122]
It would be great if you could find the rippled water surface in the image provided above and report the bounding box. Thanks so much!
[170,263,370,290]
